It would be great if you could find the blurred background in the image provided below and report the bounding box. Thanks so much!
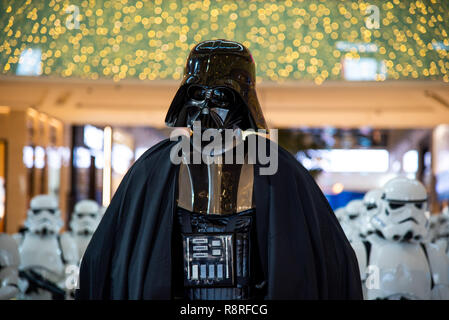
[0,0,448,233]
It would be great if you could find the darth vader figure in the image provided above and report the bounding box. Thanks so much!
[76,40,362,300]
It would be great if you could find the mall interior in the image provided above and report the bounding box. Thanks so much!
[1,0,449,300]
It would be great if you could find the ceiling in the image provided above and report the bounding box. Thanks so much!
[0,76,448,129]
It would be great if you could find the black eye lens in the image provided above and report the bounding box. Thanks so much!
[389,203,405,210]
[90,214,95,218]
[415,203,423,209]
[193,90,205,100]
[367,204,377,210]
[32,208,56,214]
[188,86,206,100]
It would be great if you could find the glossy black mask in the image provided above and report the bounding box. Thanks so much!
[165,39,268,131]
[182,85,250,130]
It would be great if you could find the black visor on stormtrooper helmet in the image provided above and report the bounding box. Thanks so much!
[165,39,268,131]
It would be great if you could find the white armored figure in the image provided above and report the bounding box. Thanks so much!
[335,206,356,242]
[359,189,383,238]
[432,207,449,253]
[343,199,364,242]
[349,191,382,297]
[0,233,20,299]
[67,200,102,259]
[427,214,442,243]
[356,177,449,300]
[342,198,373,295]
[335,200,368,282]
[334,202,362,243]
[14,195,78,300]
[346,199,364,229]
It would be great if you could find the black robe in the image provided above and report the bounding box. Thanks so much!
[76,138,362,300]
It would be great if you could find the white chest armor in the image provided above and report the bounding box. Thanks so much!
[367,237,431,300]
[19,233,65,281]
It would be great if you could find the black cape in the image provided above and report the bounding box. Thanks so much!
[76,138,362,300]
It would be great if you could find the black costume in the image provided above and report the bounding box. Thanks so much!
[76,40,362,300]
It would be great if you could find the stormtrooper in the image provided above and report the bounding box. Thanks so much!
[431,207,449,253]
[355,177,449,300]
[334,200,365,244]
[359,189,383,238]
[66,200,102,260]
[77,40,362,300]
[334,206,356,243]
[0,233,20,299]
[344,199,364,241]
[336,199,372,294]
[347,189,382,298]
[427,214,442,244]
[14,194,78,299]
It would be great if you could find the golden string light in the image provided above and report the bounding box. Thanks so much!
[0,0,448,83]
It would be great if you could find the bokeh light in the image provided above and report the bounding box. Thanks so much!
[1,0,448,83]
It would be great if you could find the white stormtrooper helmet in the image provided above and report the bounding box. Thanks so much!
[334,207,346,223]
[24,195,63,236]
[70,200,101,236]
[371,177,429,243]
[359,189,383,237]
[333,206,358,242]
[345,199,363,221]
[343,199,364,238]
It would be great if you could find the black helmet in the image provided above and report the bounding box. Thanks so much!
[165,39,268,130]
